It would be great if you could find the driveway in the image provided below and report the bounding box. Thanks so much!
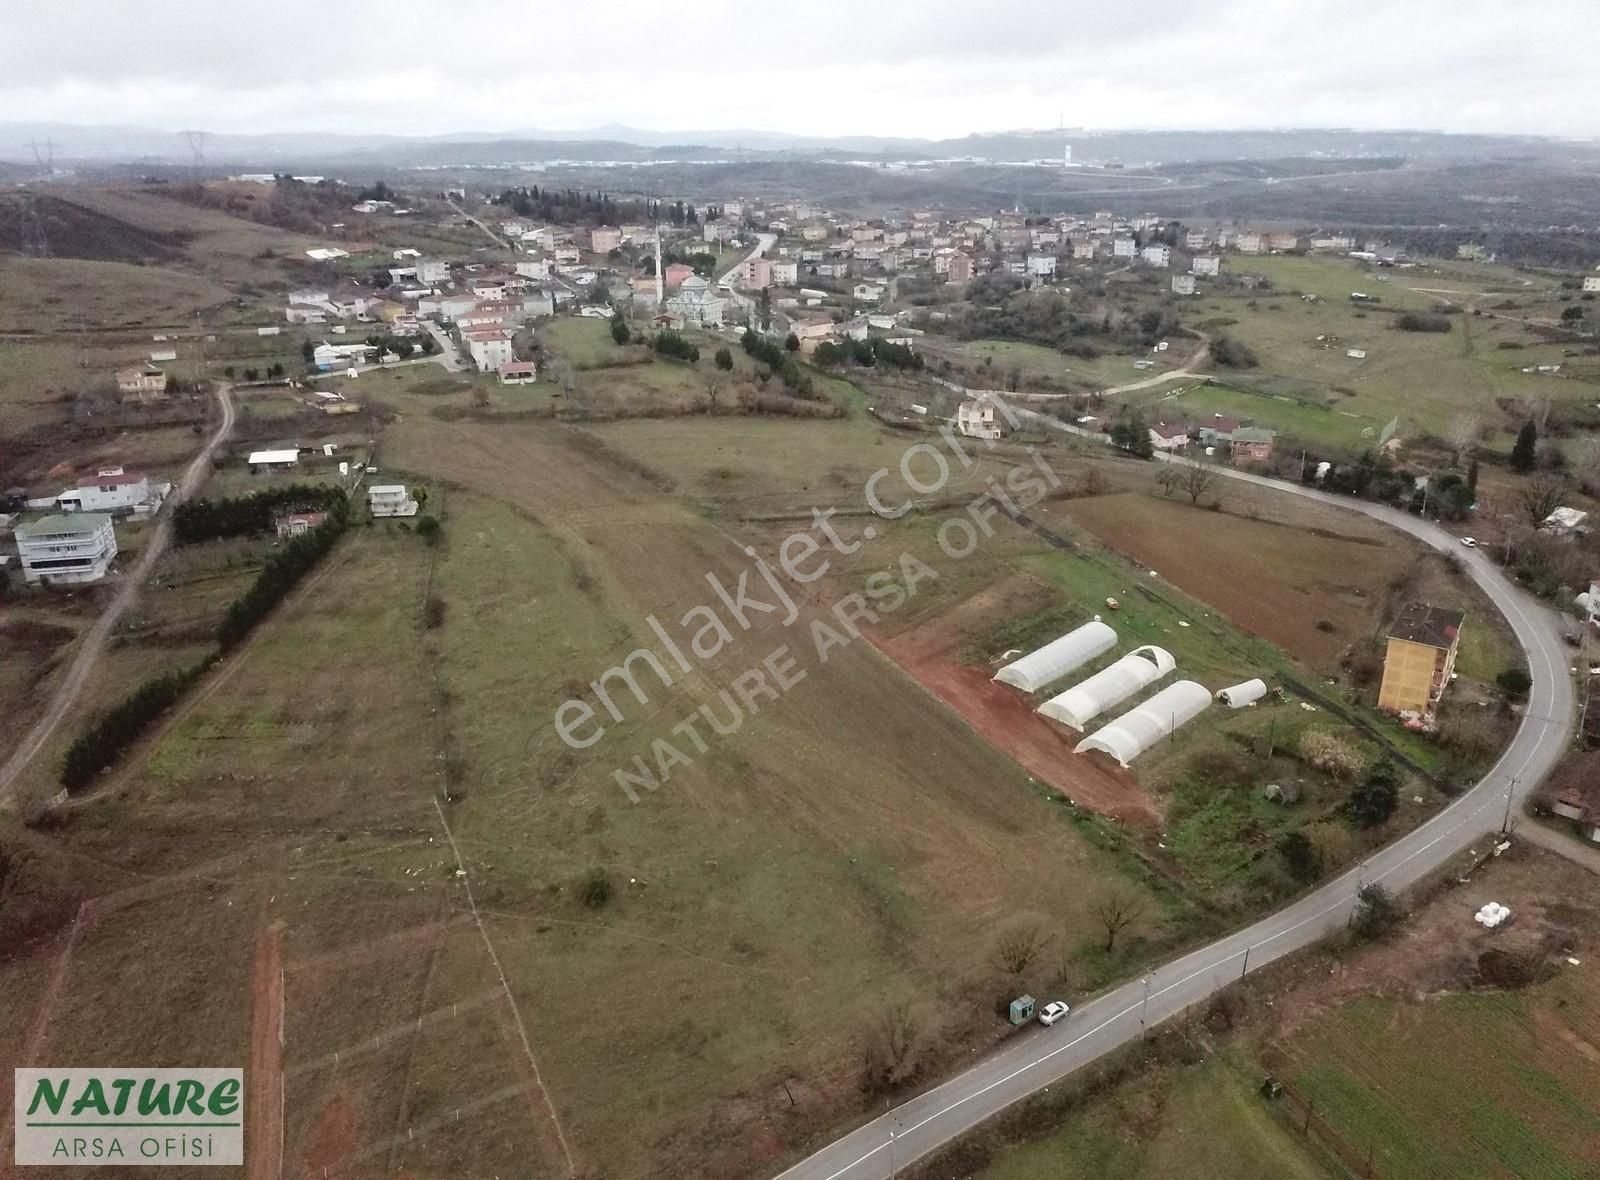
[774,410,1575,1180]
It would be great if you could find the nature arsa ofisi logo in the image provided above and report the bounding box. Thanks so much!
[14,1068,244,1167]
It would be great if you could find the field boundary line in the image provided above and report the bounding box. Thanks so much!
[288,988,504,1078]
[432,797,576,1176]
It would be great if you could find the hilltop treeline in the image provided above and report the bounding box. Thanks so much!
[174,484,346,544]
[492,186,725,229]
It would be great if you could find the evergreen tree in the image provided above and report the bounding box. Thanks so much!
[1511,420,1538,472]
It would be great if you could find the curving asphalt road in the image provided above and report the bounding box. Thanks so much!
[775,417,1575,1180]
[0,384,236,802]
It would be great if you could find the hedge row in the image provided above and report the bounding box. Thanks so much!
[60,662,206,791]
[217,501,349,651]
[174,484,346,545]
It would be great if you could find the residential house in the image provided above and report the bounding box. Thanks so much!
[1149,421,1189,452]
[1377,602,1465,715]
[14,513,118,584]
[418,292,478,320]
[1141,244,1171,268]
[1071,239,1097,260]
[788,318,837,355]
[116,364,167,399]
[1191,255,1221,277]
[1171,273,1197,295]
[1310,235,1355,252]
[663,262,696,289]
[662,275,725,328]
[1195,415,1244,447]
[1026,253,1058,278]
[584,226,622,254]
[1228,426,1274,463]
[368,484,419,518]
[516,257,551,281]
[1265,232,1301,253]
[956,394,1004,440]
[414,259,451,284]
[1184,229,1209,251]
[853,282,885,303]
[1112,238,1137,258]
[312,342,377,371]
[1584,276,1600,293]
[499,361,539,385]
[53,467,168,518]
[768,259,799,286]
[1234,232,1264,255]
[275,511,326,538]
[738,257,773,289]
[464,329,515,372]
[1550,751,1600,844]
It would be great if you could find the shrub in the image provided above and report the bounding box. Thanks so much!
[423,595,446,629]
[1496,667,1532,696]
[174,484,346,545]
[714,346,733,370]
[609,318,630,345]
[1298,730,1365,780]
[1351,883,1403,940]
[579,867,614,908]
[1278,830,1320,884]
[1208,335,1259,368]
[1395,312,1453,333]
[217,504,348,651]
[415,515,441,545]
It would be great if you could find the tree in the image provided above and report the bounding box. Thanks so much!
[1348,761,1399,828]
[1511,419,1538,473]
[714,347,734,371]
[758,286,772,332]
[1350,883,1402,940]
[784,332,800,352]
[1445,413,1482,462]
[1154,467,1182,498]
[1278,830,1320,884]
[1518,473,1567,525]
[301,340,315,363]
[579,867,613,908]
[991,918,1047,975]
[1496,667,1532,696]
[862,1001,927,1092]
[415,515,441,545]
[1094,885,1146,953]
[1208,335,1259,368]
[1180,462,1218,504]
[1561,304,1586,322]
[610,318,631,345]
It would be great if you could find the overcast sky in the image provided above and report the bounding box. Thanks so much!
[3,0,1595,140]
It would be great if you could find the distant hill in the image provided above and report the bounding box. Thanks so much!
[3,123,1596,171]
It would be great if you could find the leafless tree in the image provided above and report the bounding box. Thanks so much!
[1445,413,1483,461]
[1518,474,1568,526]
[1525,392,1555,433]
[1180,462,1220,505]
[991,918,1047,976]
[1094,886,1147,953]
[862,1001,927,1091]
[1154,467,1181,498]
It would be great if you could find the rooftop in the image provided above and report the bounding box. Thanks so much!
[17,513,113,538]
[1387,601,1465,650]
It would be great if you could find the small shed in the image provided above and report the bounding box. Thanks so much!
[1008,995,1036,1026]
[1217,678,1267,708]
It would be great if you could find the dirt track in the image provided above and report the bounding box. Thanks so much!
[248,914,285,1180]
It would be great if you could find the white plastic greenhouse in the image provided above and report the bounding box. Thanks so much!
[1036,645,1176,730]
[1216,678,1267,708]
[1074,679,1212,766]
[993,620,1117,693]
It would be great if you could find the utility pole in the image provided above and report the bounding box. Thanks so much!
[1140,974,1151,1037]
[888,1130,896,1179]
[1240,944,1250,979]
[1501,775,1519,834]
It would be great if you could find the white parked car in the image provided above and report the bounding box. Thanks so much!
[1460,537,1478,548]
[1038,1001,1070,1026]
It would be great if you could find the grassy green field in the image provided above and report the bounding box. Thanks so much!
[971,1055,1332,1180]
[0,255,233,332]
[1189,255,1597,450]
[1279,980,1600,1179]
